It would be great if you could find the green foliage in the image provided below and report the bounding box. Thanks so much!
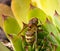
[4,16,21,34]
[0,4,14,28]
[40,0,60,16]
[12,36,24,51]
[56,46,60,51]
[43,19,60,46]
[3,16,25,51]
[31,0,60,16]
[11,0,31,29]
[0,42,10,51]
[53,12,60,31]
[27,8,47,24]
[1,0,60,51]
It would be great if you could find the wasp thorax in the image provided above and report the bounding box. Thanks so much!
[28,18,38,27]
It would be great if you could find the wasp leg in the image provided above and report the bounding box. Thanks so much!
[13,23,28,42]
[17,22,28,36]
[37,25,42,27]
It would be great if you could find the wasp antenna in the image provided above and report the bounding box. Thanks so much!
[30,3,36,9]
[22,22,27,28]
[17,23,28,37]
[54,10,59,16]
[2,14,8,20]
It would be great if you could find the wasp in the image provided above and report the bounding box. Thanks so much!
[13,18,41,44]
[25,18,38,44]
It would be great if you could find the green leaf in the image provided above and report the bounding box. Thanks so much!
[11,36,24,51]
[53,12,60,32]
[27,8,47,24]
[31,0,60,16]
[0,42,10,51]
[3,16,25,51]
[0,4,14,28]
[43,18,60,46]
[11,0,31,28]
[56,46,60,51]
[4,16,21,35]
[40,0,60,16]
[28,46,32,51]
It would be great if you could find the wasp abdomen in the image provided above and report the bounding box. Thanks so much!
[25,30,35,43]
[25,36,34,43]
